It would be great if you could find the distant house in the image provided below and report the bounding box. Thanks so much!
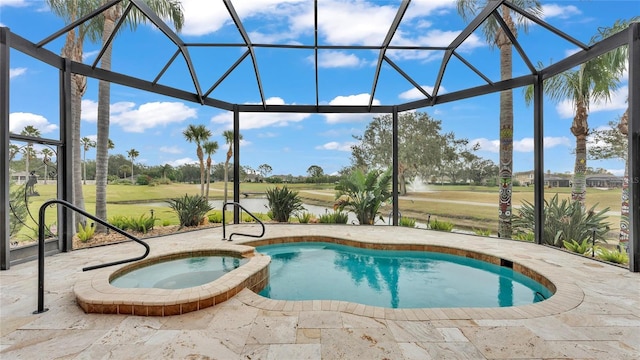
[514,171,534,186]
[586,174,623,188]
[10,171,28,185]
[544,175,570,188]
[514,170,571,187]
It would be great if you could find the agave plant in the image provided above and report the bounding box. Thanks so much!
[265,186,305,223]
[334,168,392,225]
[513,194,610,247]
[167,194,213,228]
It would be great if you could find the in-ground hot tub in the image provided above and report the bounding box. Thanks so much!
[74,246,270,316]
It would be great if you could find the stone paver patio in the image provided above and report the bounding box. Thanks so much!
[1,225,639,359]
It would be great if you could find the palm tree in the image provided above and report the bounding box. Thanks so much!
[183,124,212,195]
[222,130,243,205]
[202,141,219,201]
[456,0,541,238]
[40,148,55,185]
[161,163,172,180]
[94,0,184,229]
[80,137,96,184]
[525,60,623,206]
[47,0,102,223]
[589,17,637,248]
[126,148,140,184]
[20,125,41,177]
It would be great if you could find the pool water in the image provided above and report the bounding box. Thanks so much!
[257,242,552,308]
[110,256,248,289]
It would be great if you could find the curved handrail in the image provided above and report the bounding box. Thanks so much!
[35,199,150,314]
[222,202,265,241]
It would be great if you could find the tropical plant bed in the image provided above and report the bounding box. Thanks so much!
[72,223,221,250]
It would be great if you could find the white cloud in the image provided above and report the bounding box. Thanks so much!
[311,51,366,68]
[323,93,381,124]
[472,136,570,153]
[556,86,628,118]
[81,100,197,132]
[181,0,306,37]
[167,157,197,167]
[0,0,29,7]
[540,4,582,20]
[9,112,58,134]
[398,85,447,100]
[10,67,27,78]
[606,168,625,176]
[159,146,183,154]
[210,97,310,130]
[82,50,100,62]
[315,141,356,151]
[564,48,581,57]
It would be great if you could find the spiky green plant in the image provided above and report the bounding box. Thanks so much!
[334,168,392,225]
[265,186,305,223]
[76,222,95,242]
[430,218,454,232]
[596,247,628,264]
[562,239,592,255]
[513,194,610,247]
[167,194,213,228]
[296,211,313,224]
[318,211,349,224]
[474,228,492,236]
[399,217,416,228]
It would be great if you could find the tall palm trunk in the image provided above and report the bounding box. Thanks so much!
[570,100,589,205]
[618,109,629,251]
[95,5,118,231]
[205,157,212,201]
[497,6,515,238]
[62,29,87,226]
[197,146,204,195]
[224,148,232,204]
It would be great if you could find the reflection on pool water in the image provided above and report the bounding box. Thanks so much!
[257,242,553,308]
[110,256,249,289]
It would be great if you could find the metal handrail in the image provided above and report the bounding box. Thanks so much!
[35,199,150,314]
[222,202,265,241]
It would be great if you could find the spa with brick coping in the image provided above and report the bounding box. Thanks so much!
[74,245,270,316]
[74,234,584,318]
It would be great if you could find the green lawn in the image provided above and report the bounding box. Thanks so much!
[11,182,623,243]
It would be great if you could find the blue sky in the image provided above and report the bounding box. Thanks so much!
[2,0,637,177]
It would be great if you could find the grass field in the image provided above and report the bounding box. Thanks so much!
[11,181,623,243]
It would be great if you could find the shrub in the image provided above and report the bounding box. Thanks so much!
[109,215,130,231]
[474,228,492,236]
[136,175,152,185]
[399,217,416,228]
[129,214,156,233]
[318,211,349,224]
[208,212,223,223]
[167,194,213,228]
[76,222,95,242]
[242,213,256,223]
[265,186,305,223]
[562,239,591,255]
[334,168,392,225]
[513,194,610,247]
[596,247,628,264]
[430,218,454,231]
[513,232,535,242]
[161,219,171,227]
[296,211,313,224]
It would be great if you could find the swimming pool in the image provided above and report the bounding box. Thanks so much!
[110,255,249,289]
[257,242,553,308]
